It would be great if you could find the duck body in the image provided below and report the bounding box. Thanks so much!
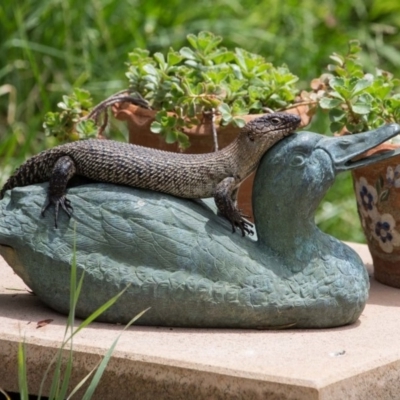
[1,125,399,329]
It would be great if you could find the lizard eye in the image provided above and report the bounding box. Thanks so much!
[270,117,281,125]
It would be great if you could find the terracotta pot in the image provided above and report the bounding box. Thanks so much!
[113,103,309,219]
[352,143,400,288]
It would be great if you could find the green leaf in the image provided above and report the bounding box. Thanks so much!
[72,88,93,109]
[351,79,372,96]
[329,54,344,66]
[165,129,178,144]
[233,117,246,128]
[230,64,243,79]
[319,97,343,109]
[218,103,230,113]
[165,115,178,128]
[58,348,74,400]
[66,362,101,400]
[57,101,69,111]
[76,120,97,139]
[128,48,150,64]
[329,77,346,92]
[221,115,233,125]
[209,50,234,64]
[347,121,366,133]
[143,64,158,76]
[150,121,162,134]
[177,132,190,149]
[349,39,361,55]
[179,47,196,60]
[218,103,231,119]
[344,59,364,77]
[189,31,223,54]
[330,121,345,134]
[81,309,149,400]
[328,91,345,101]
[184,59,199,68]
[351,103,371,115]
[372,83,392,100]
[248,85,266,101]
[233,48,247,71]
[329,108,346,122]
[18,340,28,400]
[68,289,130,344]
[154,52,166,69]
[167,50,183,66]
[186,33,199,50]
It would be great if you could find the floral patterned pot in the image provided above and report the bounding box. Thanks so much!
[353,144,400,288]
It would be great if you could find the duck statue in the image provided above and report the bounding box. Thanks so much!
[1,124,400,329]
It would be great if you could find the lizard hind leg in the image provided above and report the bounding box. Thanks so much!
[214,177,254,237]
[41,155,76,228]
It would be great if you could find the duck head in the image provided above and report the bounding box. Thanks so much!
[253,123,400,262]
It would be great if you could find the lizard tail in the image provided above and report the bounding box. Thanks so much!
[0,153,56,199]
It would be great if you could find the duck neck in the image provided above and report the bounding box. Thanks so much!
[254,195,324,266]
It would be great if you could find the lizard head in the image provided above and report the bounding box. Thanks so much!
[244,112,301,142]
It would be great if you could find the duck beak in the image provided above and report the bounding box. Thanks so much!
[316,123,400,172]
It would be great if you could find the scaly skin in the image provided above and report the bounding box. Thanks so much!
[0,112,301,235]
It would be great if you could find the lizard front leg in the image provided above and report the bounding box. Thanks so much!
[214,177,254,236]
[41,155,76,228]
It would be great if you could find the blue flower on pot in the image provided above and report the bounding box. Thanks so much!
[371,213,400,253]
[355,177,378,220]
[359,185,375,211]
[386,165,400,188]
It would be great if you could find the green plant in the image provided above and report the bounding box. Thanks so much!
[5,230,148,400]
[315,39,400,134]
[43,88,98,142]
[42,32,303,148]
[126,31,301,147]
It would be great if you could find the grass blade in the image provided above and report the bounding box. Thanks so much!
[65,283,131,343]
[0,388,11,400]
[81,308,149,400]
[56,346,74,400]
[38,225,80,400]
[24,224,146,399]
[17,340,29,400]
[65,360,101,400]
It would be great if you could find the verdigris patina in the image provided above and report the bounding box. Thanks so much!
[1,124,400,328]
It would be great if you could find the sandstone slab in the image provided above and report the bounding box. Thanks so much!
[0,243,399,399]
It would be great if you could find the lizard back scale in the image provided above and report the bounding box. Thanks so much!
[0,112,301,235]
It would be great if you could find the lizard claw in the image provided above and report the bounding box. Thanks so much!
[228,210,254,237]
[41,195,74,229]
[231,220,254,237]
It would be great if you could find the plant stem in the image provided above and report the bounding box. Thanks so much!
[211,109,219,151]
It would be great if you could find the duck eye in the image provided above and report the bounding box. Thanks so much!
[290,154,305,167]
[339,139,352,149]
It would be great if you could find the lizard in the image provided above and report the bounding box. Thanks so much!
[0,112,301,236]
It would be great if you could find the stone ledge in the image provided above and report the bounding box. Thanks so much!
[1,242,400,399]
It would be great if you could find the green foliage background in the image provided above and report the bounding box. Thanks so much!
[1,0,400,242]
